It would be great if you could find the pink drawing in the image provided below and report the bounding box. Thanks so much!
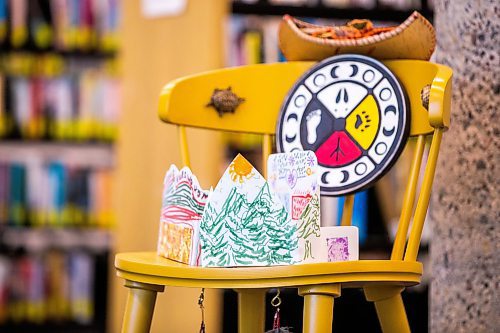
[327,237,349,262]
[291,194,312,220]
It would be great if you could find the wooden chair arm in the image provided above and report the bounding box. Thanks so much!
[428,64,453,129]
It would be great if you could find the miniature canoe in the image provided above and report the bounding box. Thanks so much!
[278,11,435,61]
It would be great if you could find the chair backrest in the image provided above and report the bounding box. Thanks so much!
[158,60,452,262]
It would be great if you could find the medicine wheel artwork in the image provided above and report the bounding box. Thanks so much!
[277,55,410,196]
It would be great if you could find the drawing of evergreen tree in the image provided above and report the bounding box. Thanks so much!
[297,194,321,260]
[297,194,320,240]
[243,183,297,265]
[201,187,247,266]
[200,183,298,267]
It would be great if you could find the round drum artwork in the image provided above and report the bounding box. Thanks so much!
[277,54,410,196]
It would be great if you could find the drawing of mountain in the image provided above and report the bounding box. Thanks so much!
[158,165,210,265]
[200,155,297,267]
[161,165,210,220]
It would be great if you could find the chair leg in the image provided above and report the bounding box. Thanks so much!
[298,284,341,333]
[121,280,165,333]
[364,286,410,333]
[234,288,266,333]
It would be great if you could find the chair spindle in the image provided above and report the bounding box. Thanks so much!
[340,194,355,226]
[404,129,443,261]
[262,134,272,179]
[391,135,426,260]
[178,125,191,168]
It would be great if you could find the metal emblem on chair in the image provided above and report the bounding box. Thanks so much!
[420,84,431,110]
[276,54,410,196]
[206,87,245,117]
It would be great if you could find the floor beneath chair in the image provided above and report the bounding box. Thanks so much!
[222,286,428,332]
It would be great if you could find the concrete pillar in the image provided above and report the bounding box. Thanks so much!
[430,1,499,333]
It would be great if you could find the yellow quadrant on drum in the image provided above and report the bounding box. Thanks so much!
[345,94,380,150]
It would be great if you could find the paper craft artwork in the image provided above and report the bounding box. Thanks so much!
[267,151,321,263]
[157,165,210,265]
[200,154,297,267]
[316,226,359,262]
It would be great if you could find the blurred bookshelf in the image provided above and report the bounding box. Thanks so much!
[231,0,434,21]
[223,1,431,332]
[0,1,120,332]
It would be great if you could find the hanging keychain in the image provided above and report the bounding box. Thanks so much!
[198,288,206,333]
[272,289,281,331]
[266,289,293,333]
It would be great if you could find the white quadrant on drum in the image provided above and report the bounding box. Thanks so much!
[317,82,368,118]
[281,84,313,152]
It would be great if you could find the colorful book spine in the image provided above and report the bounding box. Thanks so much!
[0,0,6,43]
[0,56,121,142]
[69,252,94,324]
[0,249,99,325]
[9,164,27,225]
[0,160,114,227]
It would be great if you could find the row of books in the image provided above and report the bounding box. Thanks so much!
[233,0,432,10]
[0,161,114,227]
[0,250,95,324]
[226,15,281,67]
[0,0,120,52]
[0,57,121,141]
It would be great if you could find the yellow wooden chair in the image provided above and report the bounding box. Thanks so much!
[115,59,452,333]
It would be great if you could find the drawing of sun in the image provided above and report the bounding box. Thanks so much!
[229,154,254,183]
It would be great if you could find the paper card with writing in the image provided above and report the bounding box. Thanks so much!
[200,154,297,267]
[157,165,210,265]
[267,151,321,263]
[314,226,359,262]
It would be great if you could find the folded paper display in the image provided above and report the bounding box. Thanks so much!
[157,165,210,265]
[200,154,297,267]
[268,151,322,264]
[316,226,359,262]
[158,154,359,267]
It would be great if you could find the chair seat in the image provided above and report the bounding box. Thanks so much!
[115,252,422,289]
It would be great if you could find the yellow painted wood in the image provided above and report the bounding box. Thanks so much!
[428,64,453,129]
[364,285,404,302]
[121,281,164,333]
[374,295,411,333]
[158,62,313,134]
[262,134,272,178]
[405,129,444,261]
[158,60,452,137]
[299,284,341,333]
[340,194,355,226]
[178,125,191,168]
[391,135,426,260]
[384,60,447,136]
[234,289,266,333]
[365,286,410,333]
[115,252,422,289]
